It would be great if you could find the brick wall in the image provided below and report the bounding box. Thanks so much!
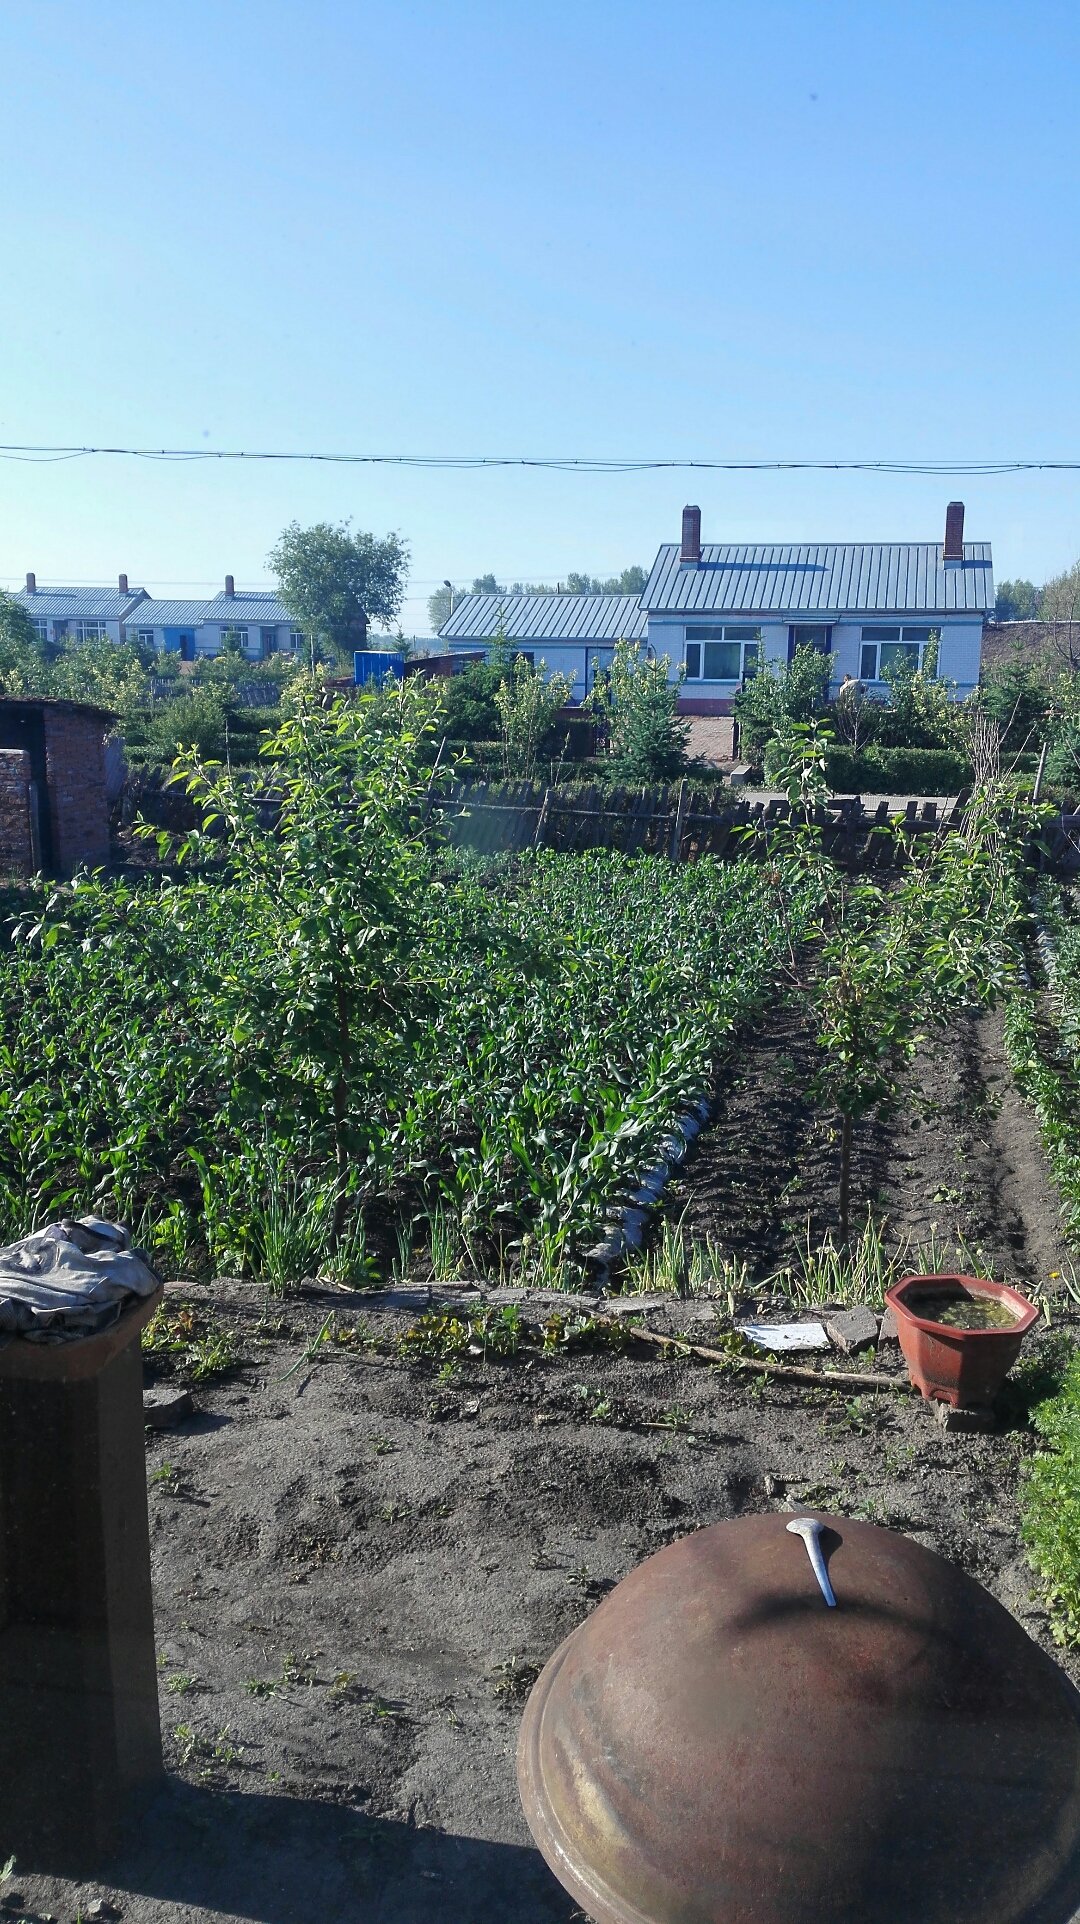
[0,750,34,874]
[42,710,111,871]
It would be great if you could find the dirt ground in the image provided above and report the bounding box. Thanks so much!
[12,1009,1080,1924]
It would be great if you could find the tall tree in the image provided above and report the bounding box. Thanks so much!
[0,590,41,688]
[995,578,1041,621]
[269,520,409,660]
[1040,561,1080,625]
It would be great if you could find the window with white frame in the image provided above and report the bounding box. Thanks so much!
[290,630,305,651]
[74,620,109,642]
[137,629,156,648]
[220,627,248,652]
[30,619,48,641]
[683,624,761,682]
[859,626,936,682]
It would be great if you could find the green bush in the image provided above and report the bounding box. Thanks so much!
[817,745,974,795]
[440,660,506,742]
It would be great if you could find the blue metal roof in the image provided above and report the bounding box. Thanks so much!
[203,591,295,626]
[440,592,647,643]
[15,585,147,621]
[125,599,214,627]
[642,543,994,617]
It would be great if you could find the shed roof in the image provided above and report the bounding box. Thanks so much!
[126,599,215,627]
[15,585,147,621]
[440,592,647,643]
[202,592,295,626]
[0,694,117,722]
[642,543,994,617]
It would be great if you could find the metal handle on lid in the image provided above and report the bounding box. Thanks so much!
[786,1516,837,1607]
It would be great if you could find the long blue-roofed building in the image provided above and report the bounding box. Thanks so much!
[439,502,993,712]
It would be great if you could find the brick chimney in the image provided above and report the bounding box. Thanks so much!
[25,572,36,594]
[681,504,702,565]
[943,501,965,562]
[224,574,235,597]
[118,573,129,595]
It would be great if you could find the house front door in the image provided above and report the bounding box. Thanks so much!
[787,624,832,662]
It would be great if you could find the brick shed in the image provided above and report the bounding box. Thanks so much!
[0,697,116,875]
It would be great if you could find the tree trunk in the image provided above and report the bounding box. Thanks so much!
[329,975,353,1250]
[838,1112,853,1249]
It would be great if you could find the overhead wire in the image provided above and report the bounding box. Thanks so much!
[0,443,1078,474]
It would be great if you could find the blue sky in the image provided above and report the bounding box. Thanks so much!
[1,0,1078,632]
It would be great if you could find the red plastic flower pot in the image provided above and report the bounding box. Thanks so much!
[884,1273,1038,1409]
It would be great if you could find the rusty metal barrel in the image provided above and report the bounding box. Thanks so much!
[518,1513,1080,1924]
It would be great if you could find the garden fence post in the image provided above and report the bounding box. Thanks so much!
[533,785,552,849]
[670,778,689,862]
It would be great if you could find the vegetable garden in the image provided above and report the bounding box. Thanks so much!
[14,684,1080,1924]
[0,684,829,1285]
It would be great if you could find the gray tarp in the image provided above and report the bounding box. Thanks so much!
[0,1217,161,1343]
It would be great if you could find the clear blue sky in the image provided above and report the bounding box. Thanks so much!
[2,0,1078,633]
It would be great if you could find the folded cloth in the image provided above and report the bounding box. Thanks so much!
[0,1216,161,1343]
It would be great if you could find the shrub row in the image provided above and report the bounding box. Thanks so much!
[821,746,974,795]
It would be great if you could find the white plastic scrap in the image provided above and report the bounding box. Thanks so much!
[0,1217,160,1343]
[737,1321,829,1353]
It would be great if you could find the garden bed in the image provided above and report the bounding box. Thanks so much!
[11,1248,1080,1924]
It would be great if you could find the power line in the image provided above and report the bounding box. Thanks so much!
[1,442,1079,475]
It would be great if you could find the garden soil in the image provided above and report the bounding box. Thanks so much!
[12,1012,1080,1924]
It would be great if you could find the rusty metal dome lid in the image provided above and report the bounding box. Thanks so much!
[517,1513,1080,1924]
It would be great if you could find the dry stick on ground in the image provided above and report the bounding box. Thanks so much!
[605,1318,913,1396]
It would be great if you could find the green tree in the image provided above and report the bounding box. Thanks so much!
[995,578,1040,621]
[269,520,409,662]
[977,651,1054,751]
[878,637,959,749]
[169,679,444,1248]
[587,637,689,781]
[1040,561,1080,625]
[493,656,573,778]
[0,591,45,689]
[735,645,831,759]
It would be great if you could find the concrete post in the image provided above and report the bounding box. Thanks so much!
[0,1289,163,1870]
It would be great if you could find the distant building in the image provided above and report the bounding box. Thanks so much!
[127,580,305,661]
[124,599,218,662]
[439,593,647,703]
[16,573,308,662]
[15,573,147,646]
[437,504,993,712]
[642,503,991,713]
[195,582,306,660]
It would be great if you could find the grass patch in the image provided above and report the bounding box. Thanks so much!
[1022,1342,1080,1642]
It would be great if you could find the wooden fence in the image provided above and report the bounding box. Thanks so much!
[433,779,963,868]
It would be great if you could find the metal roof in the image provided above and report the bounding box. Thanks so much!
[642,543,994,617]
[202,592,295,626]
[15,585,147,621]
[440,592,647,643]
[125,599,215,627]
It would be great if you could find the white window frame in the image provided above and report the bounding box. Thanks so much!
[136,629,156,648]
[74,620,109,642]
[30,619,49,641]
[683,624,762,683]
[220,626,248,651]
[859,626,936,683]
[289,630,305,651]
